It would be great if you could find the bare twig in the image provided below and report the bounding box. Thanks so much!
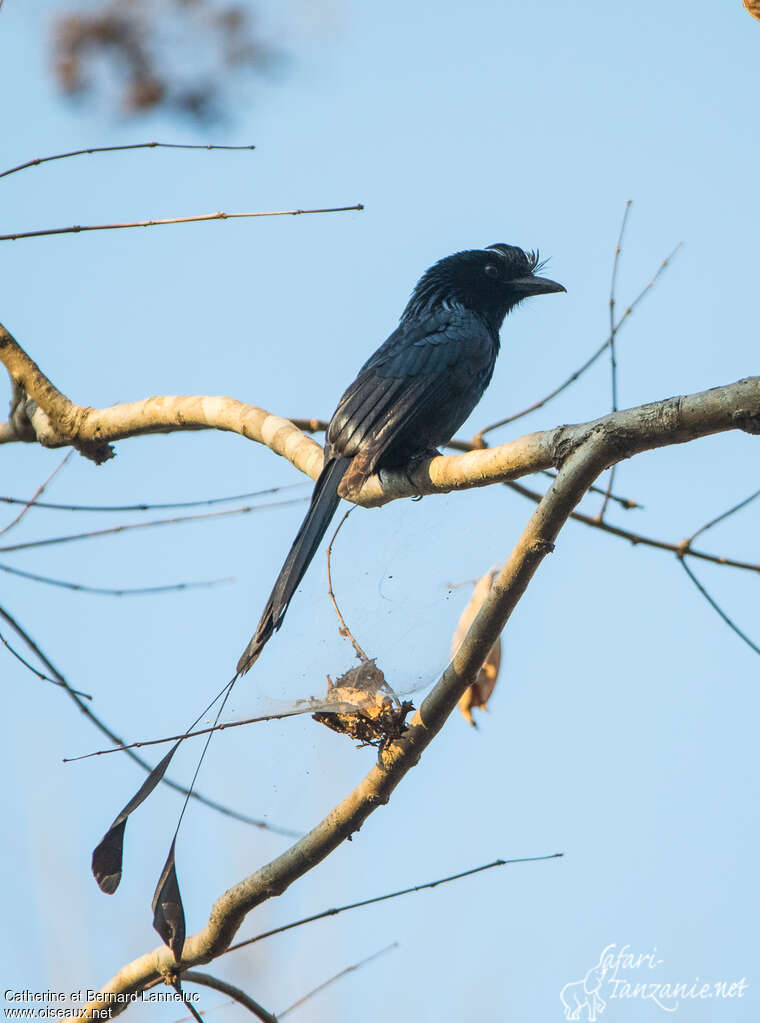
[226,854,562,954]
[473,242,683,440]
[326,508,368,660]
[505,478,760,575]
[0,604,299,837]
[608,201,631,416]
[673,486,760,653]
[0,498,307,553]
[677,558,760,657]
[684,486,760,546]
[181,973,276,1023]
[0,625,92,698]
[64,697,373,761]
[0,451,72,536]
[0,141,256,180]
[278,943,398,1018]
[541,469,641,510]
[0,482,306,514]
[0,205,364,243]
[288,417,331,434]
[598,200,632,520]
[169,1000,229,1023]
[170,981,205,1023]
[0,561,233,597]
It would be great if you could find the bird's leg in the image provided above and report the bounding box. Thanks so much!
[405,448,440,501]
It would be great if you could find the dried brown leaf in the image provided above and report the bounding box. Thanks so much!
[451,569,502,727]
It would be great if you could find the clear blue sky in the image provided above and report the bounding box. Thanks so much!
[1,1,758,1020]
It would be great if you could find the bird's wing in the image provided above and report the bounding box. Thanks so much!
[328,308,494,472]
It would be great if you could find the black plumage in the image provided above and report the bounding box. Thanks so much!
[237,243,565,673]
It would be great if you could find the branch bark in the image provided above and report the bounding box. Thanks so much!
[5,321,759,1015]
[3,322,758,500]
[79,378,760,1015]
[82,438,605,1017]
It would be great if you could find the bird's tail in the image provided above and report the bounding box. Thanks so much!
[237,455,351,674]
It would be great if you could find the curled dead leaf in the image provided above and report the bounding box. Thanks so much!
[312,659,413,747]
[451,569,502,727]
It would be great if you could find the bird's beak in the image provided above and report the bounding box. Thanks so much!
[512,275,566,296]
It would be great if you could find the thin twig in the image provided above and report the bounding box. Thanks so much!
[278,943,398,1018]
[474,241,683,439]
[326,508,369,660]
[63,699,362,761]
[608,201,631,416]
[678,558,760,657]
[685,486,760,546]
[0,141,256,180]
[0,497,307,553]
[0,561,233,597]
[0,451,72,536]
[169,999,230,1023]
[0,603,299,836]
[0,625,92,698]
[0,204,364,243]
[226,854,563,954]
[598,200,632,520]
[0,482,306,514]
[182,973,276,1023]
[540,469,641,510]
[171,981,205,1023]
[505,479,760,574]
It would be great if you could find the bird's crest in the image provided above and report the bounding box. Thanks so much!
[486,243,547,275]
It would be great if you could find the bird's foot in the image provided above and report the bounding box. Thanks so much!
[405,448,440,500]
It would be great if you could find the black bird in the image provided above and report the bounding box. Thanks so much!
[237,243,565,673]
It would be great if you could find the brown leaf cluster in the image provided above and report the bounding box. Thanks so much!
[51,0,278,120]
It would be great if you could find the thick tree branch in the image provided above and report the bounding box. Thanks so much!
[81,410,698,1016]
[0,321,325,469]
[3,324,758,501]
[357,377,760,505]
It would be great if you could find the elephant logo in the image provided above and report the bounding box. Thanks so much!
[560,945,616,1020]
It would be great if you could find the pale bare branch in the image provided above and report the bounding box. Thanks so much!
[78,391,757,1017]
[3,324,758,510]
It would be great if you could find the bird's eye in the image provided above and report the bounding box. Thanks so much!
[484,264,499,278]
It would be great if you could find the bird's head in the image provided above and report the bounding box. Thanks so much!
[403,243,565,331]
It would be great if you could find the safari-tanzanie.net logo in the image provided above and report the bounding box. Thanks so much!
[559,943,748,1019]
